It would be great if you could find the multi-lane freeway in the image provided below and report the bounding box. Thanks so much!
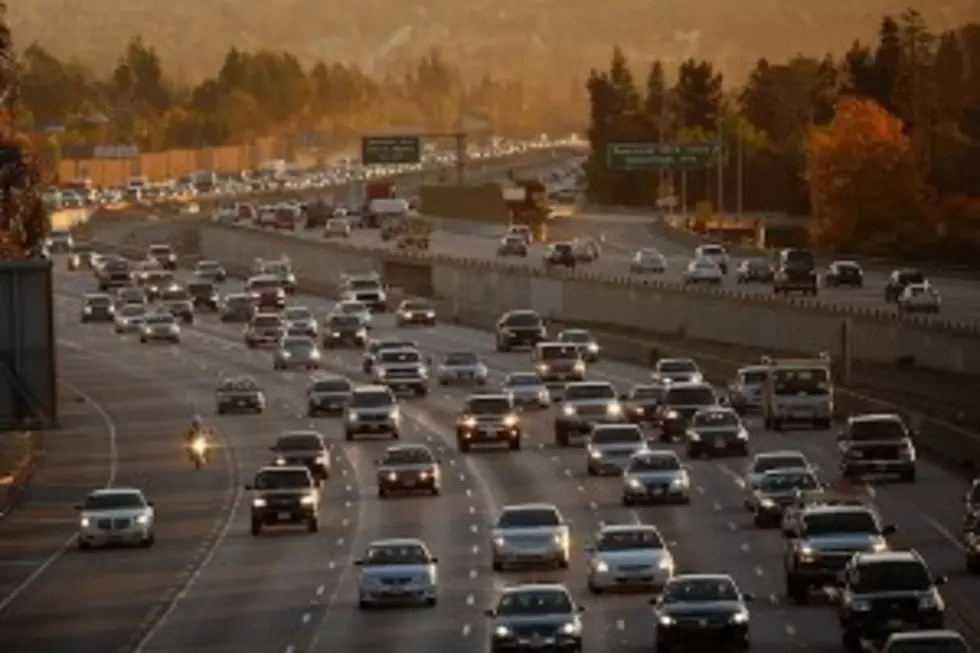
[0,258,976,653]
[266,209,980,326]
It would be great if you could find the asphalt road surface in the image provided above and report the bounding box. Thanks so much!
[0,257,974,653]
[265,209,980,327]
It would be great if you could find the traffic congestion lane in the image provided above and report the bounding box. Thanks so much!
[0,324,234,653]
[180,283,817,652]
[56,275,499,653]
[52,281,365,653]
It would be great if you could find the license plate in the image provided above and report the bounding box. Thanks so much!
[887,619,903,628]
[875,463,890,471]
[277,512,291,520]
[714,441,726,449]
[389,587,407,595]
[403,480,416,487]
[650,488,663,495]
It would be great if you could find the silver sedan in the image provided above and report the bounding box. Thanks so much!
[274,336,322,370]
[501,372,550,410]
[587,524,675,593]
[436,352,488,386]
[491,503,570,571]
[355,538,438,608]
[622,450,692,505]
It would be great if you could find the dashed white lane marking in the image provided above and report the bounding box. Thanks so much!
[922,515,966,551]
[740,543,750,553]
[713,502,722,511]
[786,625,797,636]
[462,624,472,637]
[466,594,475,606]
[469,569,478,579]
[341,518,349,527]
[0,378,119,616]
[328,561,336,570]
[344,500,352,508]
[316,585,325,595]
[468,505,476,514]
[616,619,626,630]
[754,566,764,576]
[301,612,311,625]
[336,537,345,546]
[470,524,479,533]
[726,522,737,532]
[471,545,480,555]
[285,646,295,653]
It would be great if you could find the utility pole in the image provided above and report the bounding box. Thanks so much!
[736,124,744,217]
[454,132,466,184]
[716,120,724,216]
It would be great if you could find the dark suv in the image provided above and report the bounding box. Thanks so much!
[773,247,817,296]
[269,431,330,482]
[246,466,321,535]
[544,242,576,269]
[838,414,916,483]
[837,551,947,651]
[495,310,547,352]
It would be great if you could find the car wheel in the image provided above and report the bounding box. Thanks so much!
[345,430,355,441]
[622,496,634,506]
[492,560,503,572]
[77,539,91,550]
[250,520,261,536]
[141,534,156,548]
[509,437,521,451]
[307,518,319,533]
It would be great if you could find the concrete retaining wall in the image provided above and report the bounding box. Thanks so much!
[199,224,980,376]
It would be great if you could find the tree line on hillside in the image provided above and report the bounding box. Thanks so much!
[586,9,980,262]
[15,37,584,157]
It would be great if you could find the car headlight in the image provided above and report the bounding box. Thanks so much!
[80,517,90,527]
[83,307,92,314]
[627,477,643,489]
[310,350,321,359]
[300,494,316,505]
[136,513,150,525]
[607,403,622,416]
[587,343,598,352]
[919,594,942,610]
[658,556,673,569]
[737,428,749,440]
[731,611,749,624]
[386,471,397,481]
[760,498,775,508]
[502,414,518,427]
[553,533,565,545]
[691,373,704,383]
[670,475,689,488]
[658,615,675,626]
[315,455,327,464]
[348,413,359,422]
[560,622,580,635]
[573,361,585,372]
[253,498,267,507]
[665,410,679,420]
[871,540,888,552]
[425,311,434,318]
[594,560,609,572]
[377,369,387,377]
[850,599,871,611]
[537,363,548,373]
[494,625,512,638]
[563,405,575,416]
[275,457,286,465]
[688,432,701,441]
[282,351,292,359]
[493,536,505,547]
[590,449,602,459]
[461,417,477,428]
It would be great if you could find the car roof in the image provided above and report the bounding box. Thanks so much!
[353,384,392,393]
[467,393,510,401]
[278,430,323,440]
[665,382,712,390]
[669,573,735,584]
[849,413,902,424]
[738,365,768,373]
[88,487,144,497]
[84,293,111,300]
[506,372,540,379]
[632,449,679,460]
[384,444,432,454]
[800,504,874,517]
[565,381,613,389]
[598,523,660,535]
[658,358,697,365]
[367,537,428,548]
[501,503,559,512]
[887,631,964,642]
[197,259,220,265]
[257,465,310,474]
[853,550,921,564]
[502,583,569,595]
[754,450,806,460]
[310,373,347,382]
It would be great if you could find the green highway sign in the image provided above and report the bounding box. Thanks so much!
[361,135,422,165]
[607,143,721,171]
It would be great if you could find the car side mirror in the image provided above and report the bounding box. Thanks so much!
[577,606,585,613]
[374,459,381,465]
[425,356,432,365]
[73,504,82,511]
[147,501,155,507]
[353,560,363,566]
[619,393,628,401]
[584,546,595,553]
[742,593,755,602]
[782,528,794,538]
[483,609,495,617]
[882,525,896,535]
[647,598,659,606]
[934,575,948,585]
[835,431,846,441]
[554,396,563,403]
[268,446,277,451]
[244,484,254,491]
[429,557,439,564]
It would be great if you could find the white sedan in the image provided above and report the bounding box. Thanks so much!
[587,524,674,593]
[330,300,372,328]
[324,218,351,239]
[683,258,724,285]
[897,283,941,314]
[437,351,488,386]
[76,487,156,549]
[630,248,667,274]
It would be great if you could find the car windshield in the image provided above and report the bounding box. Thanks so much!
[446,352,479,365]
[701,246,725,255]
[253,316,280,328]
[505,374,540,387]
[659,360,698,374]
[496,590,573,616]
[249,279,280,291]
[263,263,290,276]
[197,262,220,272]
[565,384,615,400]
[539,345,579,360]
[283,308,311,320]
[383,448,434,465]
[773,368,830,396]
[283,338,314,351]
[663,578,738,603]
[340,302,367,314]
[629,454,681,472]
[161,288,189,301]
[504,312,541,327]
[897,271,925,284]
[631,386,662,400]
[145,271,172,282]
[849,419,908,441]
[226,295,251,307]
[403,301,431,310]
[364,544,430,565]
[753,455,808,474]
[740,370,767,385]
[146,315,174,325]
[84,492,145,510]
[348,279,379,291]
[120,305,145,317]
[276,434,321,451]
[803,512,878,536]
[466,397,511,414]
[220,378,258,391]
[761,472,818,492]
[497,508,560,528]
[666,388,715,405]
[835,262,860,272]
[379,350,421,364]
[638,249,661,259]
[149,246,171,255]
[328,315,361,328]
[693,411,739,427]
[372,340,414,353]
[597,529,663,551]
[352,391,393,408]
[746,259,769,270]
[851,561,933,593]
[553,244,573,253]
[592,427,643,444]
[86,296,111,306]
[312,379,350,393]
[886,638,968,653]
[560,331,591,343]
[253,469,311,489]
[188,282,213,292]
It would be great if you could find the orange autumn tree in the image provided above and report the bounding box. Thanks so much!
[805,97,929,257]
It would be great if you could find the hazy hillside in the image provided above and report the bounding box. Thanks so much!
[8,1,980,82]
